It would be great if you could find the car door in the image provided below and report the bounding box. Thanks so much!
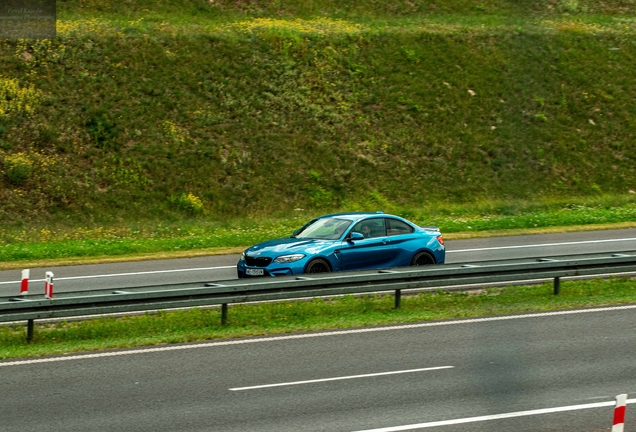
[338,218,395,270]
[384,217,417,266]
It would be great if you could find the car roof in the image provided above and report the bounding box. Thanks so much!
[318,211,388,222]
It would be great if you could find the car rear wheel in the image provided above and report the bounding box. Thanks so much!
[411,251,435,266]
[305,258,331,274]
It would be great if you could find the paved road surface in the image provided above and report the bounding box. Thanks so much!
[2,306,635,431]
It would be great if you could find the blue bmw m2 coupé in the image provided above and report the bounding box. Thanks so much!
[237,212,445,278]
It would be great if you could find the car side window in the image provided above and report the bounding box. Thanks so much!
[351,221,367,237]
[352,219,386,238]
[386,218,414,236]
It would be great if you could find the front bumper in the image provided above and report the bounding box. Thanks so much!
[236,260,300,278]
[237,268,294,278]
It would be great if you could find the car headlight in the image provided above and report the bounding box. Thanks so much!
[239,252,245,261]
[274,254,306,263]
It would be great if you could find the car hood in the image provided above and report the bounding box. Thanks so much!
[245,237,335,256]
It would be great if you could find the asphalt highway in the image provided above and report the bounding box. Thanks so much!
[2,229,636,431]
[1,228,636,295]
[2,305,636,431]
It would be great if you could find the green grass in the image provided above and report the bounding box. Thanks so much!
[56,0,636,20]
[2,276,636,360]
[1,195,636,265]
[1,194,636,265]
[1,1,636,231]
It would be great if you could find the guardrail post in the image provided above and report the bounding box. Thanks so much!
[27,319,34,343]
[45,271,54,299]
[21,269,29,295]
[395,289,401,309]
[554,277,560,295]
[221,303,228,325]
[612,393,627,432]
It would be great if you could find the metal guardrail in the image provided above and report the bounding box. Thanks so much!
[2,251,636,341]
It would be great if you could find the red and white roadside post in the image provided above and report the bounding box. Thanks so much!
[44,271,54,299]
[612,394,628,432]
[20,269,29,295]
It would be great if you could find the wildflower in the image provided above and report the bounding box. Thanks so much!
[0,76,42,118]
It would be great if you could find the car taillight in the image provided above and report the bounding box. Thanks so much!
[437,235,444,245]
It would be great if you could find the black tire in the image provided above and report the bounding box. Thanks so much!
[304,258,331,274]
[411,251,435,266]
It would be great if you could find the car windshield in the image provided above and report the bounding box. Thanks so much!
[293,217,352,240]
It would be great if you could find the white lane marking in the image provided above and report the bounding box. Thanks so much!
[229,366,454,391]
[0,266,236,285]
[3,304,636,367]
[352,398,636,431]
[447,237,636,253]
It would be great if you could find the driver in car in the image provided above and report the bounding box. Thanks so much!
[360,224,371,238]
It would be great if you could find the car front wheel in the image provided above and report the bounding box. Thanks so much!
[304,258,331,274]
[411,251,435,266]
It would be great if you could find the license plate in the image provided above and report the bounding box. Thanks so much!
[246,268,265,276]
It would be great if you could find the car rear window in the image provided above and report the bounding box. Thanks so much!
[386,218,414,236]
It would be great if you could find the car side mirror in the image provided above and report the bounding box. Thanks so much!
[348,232,364,242]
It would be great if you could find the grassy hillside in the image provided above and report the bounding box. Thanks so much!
[1,0,635,233]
